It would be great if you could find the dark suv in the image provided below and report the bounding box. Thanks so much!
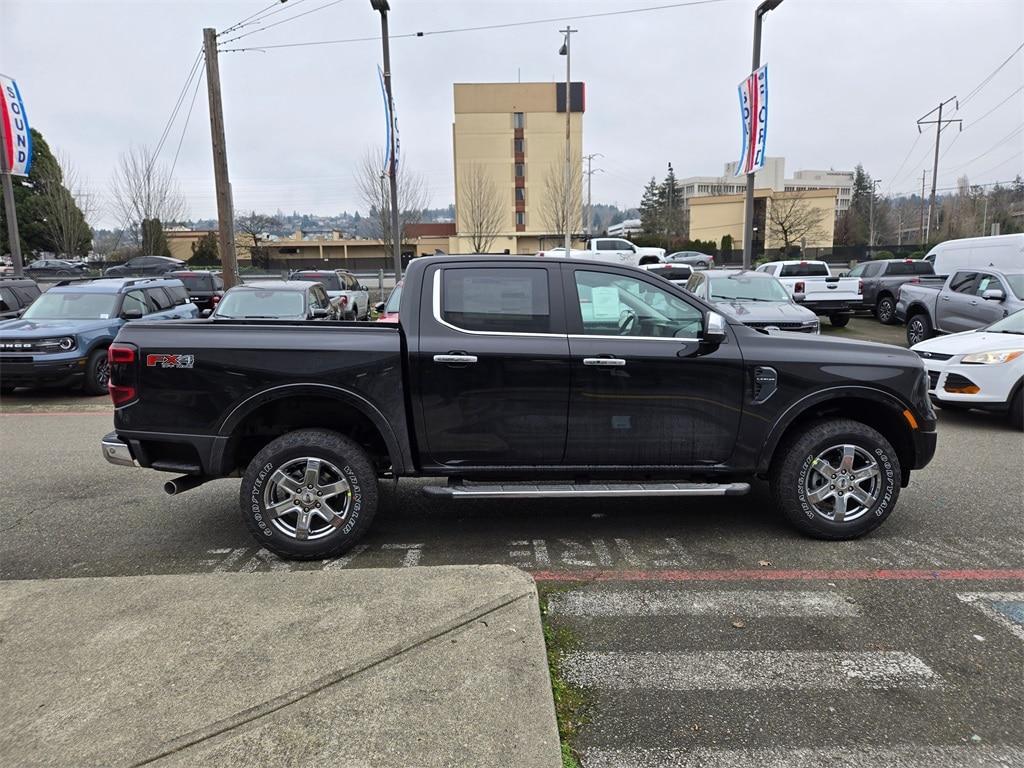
[104,255,185,278]
[0,278,42,320]
[170,270,224,313]
[0,277,198,395]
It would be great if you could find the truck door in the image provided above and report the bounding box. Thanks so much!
[562,265,744,466]
[413,263,570,467]
[972,272,1011,327]
[938,271,979,333]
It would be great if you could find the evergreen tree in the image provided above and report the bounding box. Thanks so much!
[189,232,219,266]
[639,177,662,236]
[140,218,170,256]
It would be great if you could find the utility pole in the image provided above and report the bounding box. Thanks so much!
[742,0,783,269]
[981,195,989,236]
[559,27,577,253]
[918,170,928,244]
[0,122,24,276]
[583,153,603,237]
[372,0,402,280]
[203,28,239,289]
[868,178,881,254]
[917,97,961,244]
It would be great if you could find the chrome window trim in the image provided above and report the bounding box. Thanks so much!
[569,334,700,342]
[432,269,564,339]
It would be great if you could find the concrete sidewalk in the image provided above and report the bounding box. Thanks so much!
[0,565,560,767]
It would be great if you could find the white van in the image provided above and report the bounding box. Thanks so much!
[923,233,1024,275]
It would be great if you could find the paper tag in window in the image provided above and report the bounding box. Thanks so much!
[99,314,109,319]
[591,287,620,321]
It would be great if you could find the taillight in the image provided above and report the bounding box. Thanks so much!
[108,343,138,407]
[339,295,349,305]
[858,279,864,294]
[794,281,805,294]
[212,295,221,304]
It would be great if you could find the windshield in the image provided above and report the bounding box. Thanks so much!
[709,275,791,302]
[22,292,118,320]
[1005,274,1024,300]
[779,263,829,277]
[214,289,305,319]
[986,308,1024,334]
[384,281,403,313]
[292,273,341,290]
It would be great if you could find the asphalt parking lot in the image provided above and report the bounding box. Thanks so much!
[1,315,1021,766]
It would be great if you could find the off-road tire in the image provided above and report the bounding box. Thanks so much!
[875,295,897,325]
[770,418,901,540]
[83,348,110,395]
[240,429,379,560]
[907,313,933,346]
[829,314,850,328]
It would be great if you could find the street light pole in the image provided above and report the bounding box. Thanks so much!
[559,27,577,254]
[742,0,783,269]
[372,0,403,280]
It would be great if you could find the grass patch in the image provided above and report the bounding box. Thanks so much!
[538,585,590,768]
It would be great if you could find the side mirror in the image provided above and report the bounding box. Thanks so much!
[703,311,727,345]
[373,301,386,314]
[121,307,144,321]
[982,288,1005,302]
[311,307,330,319]
[201,309,213,318]
[793,293,806,303]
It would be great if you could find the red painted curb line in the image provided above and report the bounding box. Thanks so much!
[530,568,1024,582]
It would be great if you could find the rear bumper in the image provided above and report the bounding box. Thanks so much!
[101,432,138,467]
[802,301,856,316]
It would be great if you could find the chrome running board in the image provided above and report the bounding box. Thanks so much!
[423,482,750,500]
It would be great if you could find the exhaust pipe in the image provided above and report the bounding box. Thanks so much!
[163,474,210,495]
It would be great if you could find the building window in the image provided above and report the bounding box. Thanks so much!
[514,138,524,154]
[515,163,525,178]
[512,112,524,129]
[515,187,525,202]
[516,211,525,226]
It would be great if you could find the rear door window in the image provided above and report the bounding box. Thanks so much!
[440,268,551,333]
[948,272,978,294]
[0,287,17,312]
[165,284,190,305]
[146,288,174,311]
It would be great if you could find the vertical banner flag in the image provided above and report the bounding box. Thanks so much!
[377,66,400,178]
[735,65,767,176]
[0,74,32,176]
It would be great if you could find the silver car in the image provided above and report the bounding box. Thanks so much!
[687,269,820,333]
[665,251,715,269]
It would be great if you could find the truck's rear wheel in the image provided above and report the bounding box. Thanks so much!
[875,296,897,324]
[240,429,378,560]
[906,313,933,345]
[770,418,900,540]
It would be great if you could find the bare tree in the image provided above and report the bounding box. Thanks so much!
[38,150,96,257]
[354,147,429,259]
[109,145,186,254]
[540,152,583,241]
[767,190,829,252]
[235,211,280,269]
[459,163,504,252]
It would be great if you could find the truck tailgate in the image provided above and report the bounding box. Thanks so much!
[802,278,861,302]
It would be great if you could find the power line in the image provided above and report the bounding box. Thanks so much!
[169,69,206,179]
[152,50,204,164]
[886,131,924,193]
[945,124,1024,175]
[220,0,308,36]
[220,0,346,46]
[220,0,728,53]
[959,39,1024,108]
[971,149,1024,181]
[964,84,1024,130]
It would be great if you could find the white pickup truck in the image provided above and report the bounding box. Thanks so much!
[756,260,862,327]
[537,237,664,267]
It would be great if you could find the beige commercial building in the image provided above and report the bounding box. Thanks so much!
[450,82,584,254]
[689,188,838,252]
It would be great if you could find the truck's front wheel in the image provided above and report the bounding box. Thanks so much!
[240,429,379,560]
[770,418,900,540]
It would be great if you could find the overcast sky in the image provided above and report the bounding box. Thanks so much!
[3,0,1022,228]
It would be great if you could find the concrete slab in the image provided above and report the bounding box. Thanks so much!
[0,566,560,768]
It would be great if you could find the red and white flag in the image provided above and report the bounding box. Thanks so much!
[735,65,768,176]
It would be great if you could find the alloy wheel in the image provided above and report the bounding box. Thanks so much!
[803,444,881,524]
[262,456,352,541]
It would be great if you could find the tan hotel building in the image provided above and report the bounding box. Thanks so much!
[449,81,584,254]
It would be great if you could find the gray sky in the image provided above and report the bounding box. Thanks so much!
[3,0,1022,228]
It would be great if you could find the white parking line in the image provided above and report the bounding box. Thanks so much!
[958,592,1024,642]
[562,651,941,690]
[548,589,860,618]
[580,746,1024,768]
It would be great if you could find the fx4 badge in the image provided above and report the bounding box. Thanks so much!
[146,354,195,369]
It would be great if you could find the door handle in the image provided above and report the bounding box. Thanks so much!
[433,354,478,364]
[969,300,978,306]
[940,295,951,301]
[583,357,627,367]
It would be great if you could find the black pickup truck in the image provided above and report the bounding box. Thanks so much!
[102,256,937,559]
